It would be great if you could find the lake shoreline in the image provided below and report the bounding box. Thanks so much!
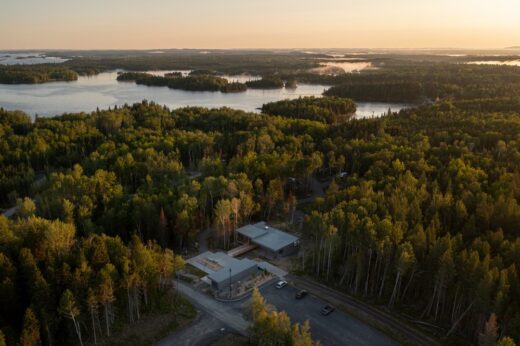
[0,70,410,119]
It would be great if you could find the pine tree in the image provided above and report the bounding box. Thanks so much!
[59,290,83,346]
[87,289,99,345]
[20,308,40,346]
[98,265,116,337]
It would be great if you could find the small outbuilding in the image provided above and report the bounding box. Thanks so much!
[237,222,300,258]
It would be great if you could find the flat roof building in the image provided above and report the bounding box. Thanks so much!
[237,222,300,257]
[187,251,258,292]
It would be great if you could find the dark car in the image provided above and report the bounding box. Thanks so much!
[321,305,335,315]
[295,290,308,299]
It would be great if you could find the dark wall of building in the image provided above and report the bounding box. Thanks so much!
[281,243,299,256]
[258,243,299,258]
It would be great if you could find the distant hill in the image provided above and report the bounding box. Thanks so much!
[505,46,520,49]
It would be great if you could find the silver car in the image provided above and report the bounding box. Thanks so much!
[275,280,288,289]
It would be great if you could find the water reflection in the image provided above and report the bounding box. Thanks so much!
[0,71,408,119]
[466,60,520,66]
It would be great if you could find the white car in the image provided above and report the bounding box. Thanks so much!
[275,280,288,289]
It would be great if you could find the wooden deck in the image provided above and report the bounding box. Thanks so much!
[227,243,257,257]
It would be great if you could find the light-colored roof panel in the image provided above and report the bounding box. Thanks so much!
[253,230,299,252]
[237,222,299,252]
[237,222,268,239]
[208,257,257,283]
[188,251,256,279]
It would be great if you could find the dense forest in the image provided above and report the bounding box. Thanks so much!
[302,101,520,344]
[3,51,520,344]
[319,63,520,103]
[2,94,520,343]
[0,212,183,345]
[261,96,357,124]
[117,72,247,93]
[59,50,322,76]
[245,76,285,89]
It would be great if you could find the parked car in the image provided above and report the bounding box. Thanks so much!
[295,290,308,299]
[321,305,335,315]
[275,280,288,289]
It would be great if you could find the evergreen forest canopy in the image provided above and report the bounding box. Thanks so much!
[261,96,357,124]
[245,76,285,89]
[1,51,520,345]
[0,65,78,84]
[320,62,520,103]
[2,94,520,344]
[116,72,248,93]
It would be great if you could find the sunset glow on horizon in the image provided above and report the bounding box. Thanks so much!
[2,0,520,50]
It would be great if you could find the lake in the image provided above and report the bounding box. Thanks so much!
[0,52,68,65]
[466,60,520,66]
[0,71,409,118]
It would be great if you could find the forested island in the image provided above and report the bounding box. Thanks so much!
[245,76,285,89]
[261,96,357,124]
[0,65,78,84]
[116,71,292,93]
[117,71,248,93]
[1,90,520,343]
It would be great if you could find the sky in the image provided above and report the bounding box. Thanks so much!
[1,0,520,50]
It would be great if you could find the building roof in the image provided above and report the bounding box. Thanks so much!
[237,222,299,252]
[208,257,257,284]
[237,223,269,239]
[188,251,257,284]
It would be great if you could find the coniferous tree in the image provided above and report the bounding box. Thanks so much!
[19,308,40,346]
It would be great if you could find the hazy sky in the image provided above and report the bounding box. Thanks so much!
[1,0,520,49]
